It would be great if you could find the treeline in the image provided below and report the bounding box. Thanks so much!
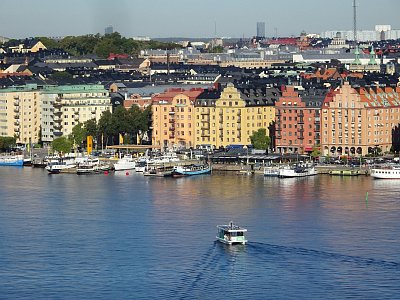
[36,33,181,58]
[52,105,152,154]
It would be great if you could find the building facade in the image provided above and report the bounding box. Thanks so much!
[194,83,276,149]
[41,85,112,145]
[0,84,41,144]
[321,82,400,156]
[151,88,204,150]
[275,86,324,154]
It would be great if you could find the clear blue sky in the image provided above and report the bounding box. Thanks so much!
[1,0,400,39]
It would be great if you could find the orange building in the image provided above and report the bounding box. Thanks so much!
[275,86,324,154]
[321,82,400,156]
[151,88,204,149]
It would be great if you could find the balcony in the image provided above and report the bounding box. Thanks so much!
[54,110,62,116]
[54,124,62,130]
[276,126,282,131]
[276,111,281,117]
[14,100,20,106]
[237,117,241,122]
[169,110,175,115]
[14,127,20,132]
[314,127,320,132]
[298,118,304,124]
[169,126,175,131]
[14,114,20,119]
[169,134,175,139]
[14,107,19,113]
[299,135,304,140]
[298,128,304,132]
[276,134,282,139]
[297,112,304,117]
[168,119,175,124]
[14,121,20,126]
[201,132,210,137]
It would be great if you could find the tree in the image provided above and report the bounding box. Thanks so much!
[250,128,270,150]
[98,110,115,146]
[311,145,321,159]
[84,119,98,139]
[51,137,72,155]
[69,122,87,149]
[0,136,16,152]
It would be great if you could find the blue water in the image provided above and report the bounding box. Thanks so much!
[0,168,400,299]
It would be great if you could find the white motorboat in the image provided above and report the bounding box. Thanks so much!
[279,164,317,178]
[370,166,400,179]
[45,157,77,174]
[216,221,247,245]
[76,157,110,175]
[113,154,136,171]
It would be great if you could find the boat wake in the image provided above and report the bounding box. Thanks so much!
[248,242,400,270]
[175,241,223,299]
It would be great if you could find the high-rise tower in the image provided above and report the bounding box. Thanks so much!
[256,22,266,38]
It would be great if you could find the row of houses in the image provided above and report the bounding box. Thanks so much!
[1,77,400,156]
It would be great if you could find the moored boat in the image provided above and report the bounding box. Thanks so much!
[113,154,136,171]
[329,169,361,176]
[279,164,317,178]
[370,167,400,179]
[216,221,247,245]
[0,154,24,166]
[172,163,211,177]
[46,157,77,174]
[76,157,111,175]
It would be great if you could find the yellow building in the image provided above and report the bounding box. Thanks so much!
[194,83,277,148]
[321,82,400,156]
[151,88,203,149]
[0,84,41,144]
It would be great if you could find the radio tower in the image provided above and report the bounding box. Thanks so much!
[353,0,357,46]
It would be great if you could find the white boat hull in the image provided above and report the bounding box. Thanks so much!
[370,168,400,179]
[279,166,317,178]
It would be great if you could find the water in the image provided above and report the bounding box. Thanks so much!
[0,168,400,299]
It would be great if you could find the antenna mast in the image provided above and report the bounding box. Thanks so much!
[353,0,357,46]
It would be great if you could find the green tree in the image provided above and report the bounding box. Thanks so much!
[84,119,98,139]
[311,145,321,159]
[208,46,224,53]
[250,128,270,150]
[98,110,115,146]
[0,136,16,151]
[69,122,87,149]
[51,137,73,155]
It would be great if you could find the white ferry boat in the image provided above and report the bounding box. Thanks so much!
[370,167,400,179]
[279,164,317,178]
[216,222,247,245]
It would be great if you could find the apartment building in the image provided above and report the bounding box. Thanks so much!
[0,84,41,144]
[194,83,277,149]
[41,85,112,145]
[321,82,400,156]
[275,86,325,154]
[151,88,204,149]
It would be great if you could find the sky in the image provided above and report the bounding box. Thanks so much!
[1,0,400,39]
